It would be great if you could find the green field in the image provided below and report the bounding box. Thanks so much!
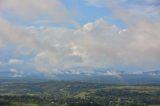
[0,81,160,106]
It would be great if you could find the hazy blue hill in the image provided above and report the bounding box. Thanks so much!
[1,69,160,84]
[55,72,160,84]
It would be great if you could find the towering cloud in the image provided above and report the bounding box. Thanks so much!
[0,0,160,75]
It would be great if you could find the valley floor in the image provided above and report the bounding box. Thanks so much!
[0,80,160,106]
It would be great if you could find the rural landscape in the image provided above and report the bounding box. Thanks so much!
[0,0,160,106]
[0,79,160,106]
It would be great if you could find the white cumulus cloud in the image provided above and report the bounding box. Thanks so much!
[0,0,160,75]
[8,59,24,64]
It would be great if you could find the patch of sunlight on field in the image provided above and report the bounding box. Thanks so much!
[12,103,38,106]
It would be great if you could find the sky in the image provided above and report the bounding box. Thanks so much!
[0,0,160,77]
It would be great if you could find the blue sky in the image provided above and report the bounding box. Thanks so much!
[1,0,126,28]
[0,0,160,77]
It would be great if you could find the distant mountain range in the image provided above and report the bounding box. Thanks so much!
[0,69,160,84]
[54,70,160,84]
[142,70,160,76]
